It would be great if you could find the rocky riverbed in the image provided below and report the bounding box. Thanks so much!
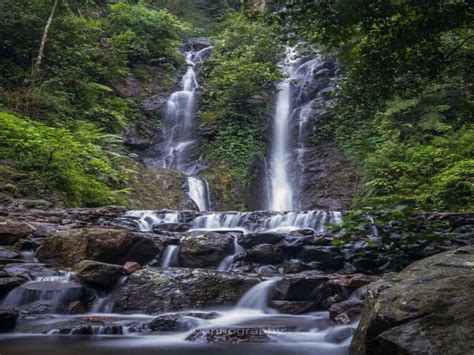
[0,199,472,354]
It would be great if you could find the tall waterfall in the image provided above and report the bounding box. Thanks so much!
[158,45,213,211]
[267,46,298,211]
[267,45,329,211]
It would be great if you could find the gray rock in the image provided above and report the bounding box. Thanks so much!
[245,244,285,264]
[179,232,234,268]
[73,260,125,289]
[149,314,198,332]
[350,246,474,354]
[0,218,35,245]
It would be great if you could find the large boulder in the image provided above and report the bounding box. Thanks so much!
[350,246,474,354]
[0,218,35,245]
[73,260,125,289]
[238,232,285,249]
[112,267,261,314]
[0,309,18,332]
[245,244,285,264]
[179,232,234,268]
[37,228,161,267]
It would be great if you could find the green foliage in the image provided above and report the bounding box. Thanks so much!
[274,0,474,211]
[198,13,283,207]
[0,112,128,206]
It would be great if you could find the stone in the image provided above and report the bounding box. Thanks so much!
[148,314,198,332]
[179,232,234,268]
[329,299,364,324]
[37,228,161,267]
[0,218,35,245]
[186,327,272,344]
[0,309,18,332]
[68,301,86,314]
[124,261,142,274]
[297,245,344,270]
[282,259,313,273]
[245,244,285,264]
[238,232,285,249]
[73,260,125,289]
[270,300,315,314]
[111,267,260,314]
[350,246,474,355]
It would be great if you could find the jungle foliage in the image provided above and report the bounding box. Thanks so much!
[273,0,473,211]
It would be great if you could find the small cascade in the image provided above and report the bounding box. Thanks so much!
[217,235,244,272]
[160,244,180,268]
[124,210,178,232]
[235,278,281,311]
[154,44,214,211]
[0,272,86,313]
[187,176,212,211]
[90,276,128,313]
[121,210,343,234]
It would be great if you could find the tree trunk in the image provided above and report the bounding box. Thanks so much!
[35,0,60,69]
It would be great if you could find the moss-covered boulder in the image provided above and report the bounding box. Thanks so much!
[350,246,474,354]
[73,260,125,289]
[37,228,161,267]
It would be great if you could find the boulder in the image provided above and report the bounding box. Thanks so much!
[245,244,285,264]
[350,246,474,355]
[0,246,19,260]
[0,309,18,332]
[0,218,35,245]
[179,232,234,268]
[238,232,285,249]
[67,301,86,314]
[297,245,344,270]
[37,228,161,267]
[186,327,272,344]
[270,300,315,314]
[325,326,355,344]
[111,267,261,314]
[73,260,125,289]
[148,314,198,332]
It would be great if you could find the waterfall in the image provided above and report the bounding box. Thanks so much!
[160,244,180,267]
[187,176,212,212]
[217,235,244,272]
[235,277,281,311]
[157,45,213,211]
[267,46,298,212]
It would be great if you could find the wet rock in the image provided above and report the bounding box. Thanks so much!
[255,265,280,274]
[329,299,364,324]
[0,246,19,260]
[282,235,309,253]
[149,314,198,332]
[297,245,344,270]
[0,276,26,298]
[270,300,315,314]
[124,261,142,274]
[327,274,378,290]
[282,259,313,273]
[245,244,285,264]
[2,262,55,279]
[238,232,285,249]
[325,326,355,344]
[68,301,86,314]
[73,260,125,289]
[350,246,474,355]
[0,309,18,332]
[274,272,334,305]
[112,267,261,314]
[0,218,35,245]
[186,327,272,344]
[153,223,190,233]
[179,232,234,268]
[37,228,161,267]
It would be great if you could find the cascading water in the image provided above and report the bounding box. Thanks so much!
[267,46,298,212]
[154,45,213,211]
[160,244,180,267]
[235,277,281,311]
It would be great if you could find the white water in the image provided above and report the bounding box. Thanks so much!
[161,245,180,268]
[124,210,178,232]
[268,46,299,212]
[156,46,213,211]
[236,278,281,311]
[217,235,244,272]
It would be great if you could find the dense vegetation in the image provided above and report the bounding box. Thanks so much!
[0,1,186,206]
[198,13,283,209]
[274,0,473,211]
